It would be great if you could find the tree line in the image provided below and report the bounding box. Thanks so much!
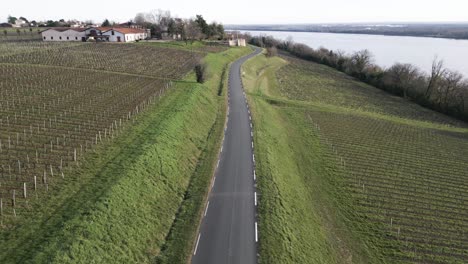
[249,35,468,122]
[132,10,224,41]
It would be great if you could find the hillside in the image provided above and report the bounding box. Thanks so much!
[242,51,468,263]
[0,41,249,263]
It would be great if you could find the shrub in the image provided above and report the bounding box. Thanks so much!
[195,62,207,83]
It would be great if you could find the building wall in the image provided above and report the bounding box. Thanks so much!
[228,39,246,47]
[102,30,126,42]
[42,30,86,41]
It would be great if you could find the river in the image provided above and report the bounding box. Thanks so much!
[238,30,468,75]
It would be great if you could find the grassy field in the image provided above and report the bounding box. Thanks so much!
[242,52,468,263]
[0,41,249,263]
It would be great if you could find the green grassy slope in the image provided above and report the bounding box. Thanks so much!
[243,52,468,263]
[0,46,249,263]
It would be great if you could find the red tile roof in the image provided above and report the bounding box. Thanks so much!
[102,28,147,34]
[40,27,86,33]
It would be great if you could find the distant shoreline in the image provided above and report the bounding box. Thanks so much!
[226,26,468,40]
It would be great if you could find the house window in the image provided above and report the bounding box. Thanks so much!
[112,31,114,35]
[67,36,69,40]
[75,37,78,40]
[59,36,62,40]
[43,36,46,40]
[51,36,53,40]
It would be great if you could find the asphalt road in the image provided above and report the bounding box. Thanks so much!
[191,47,262,264]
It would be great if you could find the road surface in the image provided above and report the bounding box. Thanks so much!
[191,47,262,264]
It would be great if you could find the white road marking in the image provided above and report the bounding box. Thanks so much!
[251,132,253,137]
[221,145,223,152]
[250,123,252,128]
[249,116,251,121]
[255,222,258,242]
[217,160,220,168]
[254,170,256,180]
[204,201,210,216]
[252,142,254,149]
[194,233,201,255]
[254,192,257,206]
[212,177,216,188]
[253,154,255,163]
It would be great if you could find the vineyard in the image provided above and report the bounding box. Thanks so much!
[279,56,468,263]
[0,28,43,41]
[0,41,201,223]
[243,53,468,263]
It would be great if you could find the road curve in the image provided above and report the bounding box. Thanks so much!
[191,47,262,264]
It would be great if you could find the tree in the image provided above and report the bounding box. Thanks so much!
[46,20,58,27]
[425,58,446,100]
[185,19,201,44]
[347,50,373,79]
[8,15,17,24]
[101,19,111,27]
[439,70,464,112]
[216,23,225,39]
[195,15,208,36]
[134,13,146,25]
[384,63,420,97]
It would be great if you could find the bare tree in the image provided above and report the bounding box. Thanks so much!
[347,50,373,78]
[185,19,201,44]
[439,70,464,112]
[425,57,446,99]
[134,13,146,25]
[145,9,171,26]
[385,63,420,97]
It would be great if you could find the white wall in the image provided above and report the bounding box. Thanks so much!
[42,30,86,41]
[102,30,126,42]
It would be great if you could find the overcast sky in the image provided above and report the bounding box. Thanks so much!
[2,0,468,24]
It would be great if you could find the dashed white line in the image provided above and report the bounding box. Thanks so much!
[251,142,254,149]
[194,233,201,255]
[212,176,216,188]
[221,145,223,153]
[252,154,255,163]
[254,192,257,206]
[251,131,253,137]
[250,123,252,128]
[255,222,258,242]
[254,170,256,180]
[217,160,220,168]
[204,201,210,216]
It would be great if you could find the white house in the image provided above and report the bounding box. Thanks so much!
[41,28,87,41]
[42,27,149,42]
[13,18,27,28]
[101,28,148,42]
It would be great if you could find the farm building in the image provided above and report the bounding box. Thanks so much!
[42,27,149,42]
[102,28,148,42]
[228,39,246,47]
[41,28,87,41]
